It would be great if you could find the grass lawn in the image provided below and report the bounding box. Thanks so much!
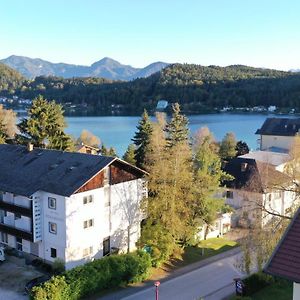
[150,237,238,279]
[251,281,293,300]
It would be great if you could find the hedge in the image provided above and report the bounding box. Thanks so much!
[242,272,275,296]
[31,250,152,300]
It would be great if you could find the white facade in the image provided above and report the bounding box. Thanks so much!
[260,134,295,152]
[0,177,146,270]
[293,283,300,300]
[223,187,298,228]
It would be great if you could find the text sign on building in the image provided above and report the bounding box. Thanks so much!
[32,197,42,242]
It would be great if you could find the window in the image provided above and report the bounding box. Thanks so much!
[14,213,21,220]
[83,195,93,205]
[241,163,248,172]
[1,232,8,244]
[49,222,57,234]
[226,191,233,199]
[83,246,93,257]
[48,197,56,210]
[83,219,94,229]
[103,237,110,256]
[16,237,22,251]
[51,248,57,258]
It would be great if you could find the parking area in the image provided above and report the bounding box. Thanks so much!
[0,254,43,299]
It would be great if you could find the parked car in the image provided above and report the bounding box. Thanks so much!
[24,275,51,294]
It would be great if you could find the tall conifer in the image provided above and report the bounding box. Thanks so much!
[132,109,153,169]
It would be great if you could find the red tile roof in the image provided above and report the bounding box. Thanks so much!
[264,208,300,283]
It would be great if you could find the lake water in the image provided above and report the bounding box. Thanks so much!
[64,113,296,156]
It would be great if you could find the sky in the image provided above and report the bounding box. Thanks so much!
[1,0,299,70]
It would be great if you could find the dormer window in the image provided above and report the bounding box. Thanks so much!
[241,163,248,172]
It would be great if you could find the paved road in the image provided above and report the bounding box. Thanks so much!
[100,249,245,300]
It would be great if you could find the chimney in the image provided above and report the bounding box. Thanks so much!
[27,143,34,152]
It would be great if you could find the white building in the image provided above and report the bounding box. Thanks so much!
[0,144,147,270]
[222,152,298,228]
[256,117,300,152]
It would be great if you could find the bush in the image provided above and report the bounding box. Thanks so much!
[31,251,152,300]
[52,258,65,275]
[243,272,275,296]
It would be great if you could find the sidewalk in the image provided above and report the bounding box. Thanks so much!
[97,247,241,300]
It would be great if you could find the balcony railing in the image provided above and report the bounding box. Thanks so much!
[0,200,32,217]
[0,222,33,241]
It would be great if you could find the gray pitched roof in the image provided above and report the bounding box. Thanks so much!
[0,144,134,197]
[256,117,300,136]
[264,208,300,283]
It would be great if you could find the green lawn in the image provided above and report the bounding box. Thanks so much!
[166,237,238,268]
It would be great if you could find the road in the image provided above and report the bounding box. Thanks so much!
[100,249,246,300]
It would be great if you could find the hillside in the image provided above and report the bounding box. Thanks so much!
[2,63,300,115]
[0,63,24,92]
[0,55,169,80]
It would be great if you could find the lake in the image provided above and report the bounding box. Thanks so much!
[64,113,296,156]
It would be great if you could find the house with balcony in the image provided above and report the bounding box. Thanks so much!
[256,117,300,152]
[0,144,147,270]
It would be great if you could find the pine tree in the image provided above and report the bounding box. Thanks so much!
[18,95,73,151]
[123,144,136,165]
[165,103,189,147]
[132,109,153,169]
[235,140,250,156]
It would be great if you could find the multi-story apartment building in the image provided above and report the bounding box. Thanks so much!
[0,144,147,270]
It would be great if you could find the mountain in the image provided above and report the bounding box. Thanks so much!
[0,55,169,80]
[0,63,24,92]
[290,69,300,73]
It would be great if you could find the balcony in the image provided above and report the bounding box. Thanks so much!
[0,200,32,217]
[0,222,33,241]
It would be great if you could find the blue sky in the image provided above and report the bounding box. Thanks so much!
[1,0,299,70]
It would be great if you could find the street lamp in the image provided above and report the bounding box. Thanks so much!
[154,281,160,300]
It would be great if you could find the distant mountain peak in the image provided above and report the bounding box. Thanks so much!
[0,55,168,80]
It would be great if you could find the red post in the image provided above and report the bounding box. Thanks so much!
[154,281,160,300]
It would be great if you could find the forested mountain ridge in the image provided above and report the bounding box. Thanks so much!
[1,63,300,115]
[0,55,169,80]
[0,63,24,92]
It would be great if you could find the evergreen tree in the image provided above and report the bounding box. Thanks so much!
[18,95,73,151]
[235,140,250,156]
[100,144,117,157]
[123,144,136,165]
[219,132,237,160]
[132,109,153,169]
[165,103,189,147]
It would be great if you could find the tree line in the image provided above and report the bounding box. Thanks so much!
[2,62,300,115]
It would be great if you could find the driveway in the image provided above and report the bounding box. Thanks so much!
[0,255,43,299]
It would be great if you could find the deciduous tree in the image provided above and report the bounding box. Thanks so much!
[219,132,237,160]
[123,144,136,165]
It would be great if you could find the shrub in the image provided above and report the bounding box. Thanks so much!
[31,251,152,300]
[243,272,274,296]
[52,258,65,275]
